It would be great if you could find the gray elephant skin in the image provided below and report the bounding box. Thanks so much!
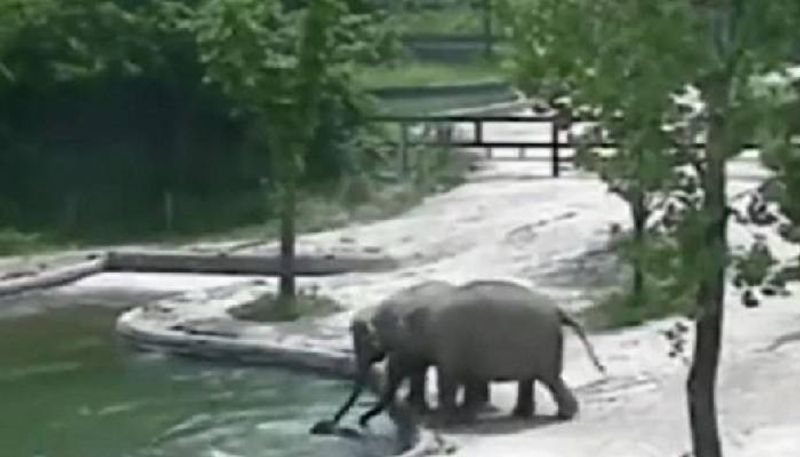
[310,280,490,434]
[360,279,606,426]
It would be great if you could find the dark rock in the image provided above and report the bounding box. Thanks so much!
[675,321,689,333]
[761,286,779,297]
[742,289,760,308]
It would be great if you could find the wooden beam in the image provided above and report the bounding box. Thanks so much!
[391,140,590,148]
[370,114,560,123]
[0,258,106,298]
[104,252,398,276]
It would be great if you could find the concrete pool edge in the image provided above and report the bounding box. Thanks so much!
[114,281,448,457]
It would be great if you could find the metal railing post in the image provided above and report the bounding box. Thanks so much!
[475,120,490,158]
[551,119,560,178]
[399,122,409,176]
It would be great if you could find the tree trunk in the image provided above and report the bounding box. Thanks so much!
[631,188,647,305]
[687,85,730,457]
[277,140,298,315]
[167,91,193,233]
[278,172,297,311]
[482,0,493,58]
[688,304,724,457]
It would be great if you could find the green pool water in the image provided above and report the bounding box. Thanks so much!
[0,302,396,457]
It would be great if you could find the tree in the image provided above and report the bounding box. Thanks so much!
[570,106,689,307]
[187,0,379,313]
[0,0,172,84]
[501,1,800,455]
[755,72,800,243]
[0,0,233,238]
[479,0,494,57]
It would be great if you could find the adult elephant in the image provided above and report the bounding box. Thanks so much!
[310,280,490,434]
[358,280,606,427]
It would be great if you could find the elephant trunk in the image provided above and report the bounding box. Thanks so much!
[330,363,369,424]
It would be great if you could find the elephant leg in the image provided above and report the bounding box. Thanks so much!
[466,381,490,407]
[457,378,488,423]
[463,379,490,411]
[359,355,405,427]
[404,365,428,413]
[435,370,459,425]
[512,379,535,418]
[543,376,578,420]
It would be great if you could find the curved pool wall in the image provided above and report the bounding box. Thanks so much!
[114,281,438,456]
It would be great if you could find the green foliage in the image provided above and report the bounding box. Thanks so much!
[584,286,694,329]
[0,0,405,244]
[338,173,375,207]
[189,0,377,114]
[354,59,504,89]
[732,236,777,285]
[186,0,384,303]
[502,0,800,163]
[0,0,171,84]
[502,0,716,310]
[385,3,489,35]
[187,0,388,185]
[754,73,800,230]
[0,76,253,241]
[582,230,695,328]
[500,1,703,114]
[0,0,245,241]
[503,0,800,310]
[503,5,800,452]
[0,228,43,256]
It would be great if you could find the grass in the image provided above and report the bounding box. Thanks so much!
[578,282,696,330]
[227,288,345,322]
[355,59,506,89]
[0,228,51,257]
[580,268,800,331]
[387,6,496,36]
[376,90,517,115]
[355,57,515,115]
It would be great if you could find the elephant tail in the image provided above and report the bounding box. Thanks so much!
[559,310,607,375]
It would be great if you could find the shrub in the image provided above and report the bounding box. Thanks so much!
[0,228,43,256]
[228,287,344,322]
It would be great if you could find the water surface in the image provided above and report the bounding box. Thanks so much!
[0,302,395,457]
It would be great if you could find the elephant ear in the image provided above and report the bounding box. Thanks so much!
[352,320,380,354]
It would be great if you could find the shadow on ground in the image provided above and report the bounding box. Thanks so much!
[438,413,563,437]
